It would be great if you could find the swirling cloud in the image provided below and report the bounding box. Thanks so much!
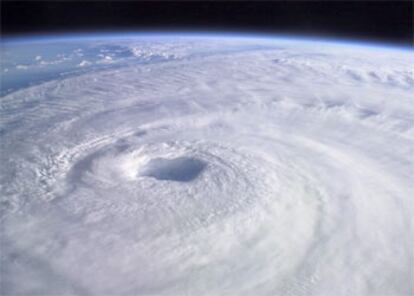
[1,36,413,296]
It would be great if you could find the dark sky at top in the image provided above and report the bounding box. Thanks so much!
[1,1,413,46]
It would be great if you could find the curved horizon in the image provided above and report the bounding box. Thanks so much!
[2,30,413,51]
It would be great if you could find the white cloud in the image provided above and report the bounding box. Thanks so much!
[96,55,114,64]
[16,64,29,70]
[2,37,413,296]
[78,60,92,67]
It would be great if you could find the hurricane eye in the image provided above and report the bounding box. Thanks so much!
[139,157,206,182]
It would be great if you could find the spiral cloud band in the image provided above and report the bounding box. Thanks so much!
[1,36,413,295]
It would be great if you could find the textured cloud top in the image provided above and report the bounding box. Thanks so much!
[1,35,413,295]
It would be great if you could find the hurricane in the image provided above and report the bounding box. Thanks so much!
[1,34,413,295]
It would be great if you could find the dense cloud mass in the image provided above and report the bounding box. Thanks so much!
[1,36,413,295]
